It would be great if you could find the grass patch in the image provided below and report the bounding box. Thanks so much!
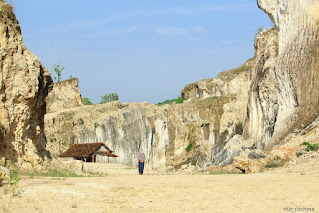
[265,159,285,168]
[300,142,319,152]
[59,111,76,120]
[217,59,253,82]
[157,96,184,106]
[209,170,242,175]
[86,171,107,177]
[26,169,84,178]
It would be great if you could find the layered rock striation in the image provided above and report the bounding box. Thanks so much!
[257,0,319,144]
[0,1,53,170]
[45,101,225,170]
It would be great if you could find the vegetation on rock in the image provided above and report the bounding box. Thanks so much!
[300,142,319,152]
[254,26,264,42]
[53,62,65,83]
[185,143,193,152]
[99,93,119,104]
[157,96,184,106]
[8,170,18,196]
[83,97,93,105]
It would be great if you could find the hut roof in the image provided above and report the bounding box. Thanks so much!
[59,142,116,158]
[95,151,119,157]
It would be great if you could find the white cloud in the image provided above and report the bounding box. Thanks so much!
[155,26,188,36]
[192,26,207,32]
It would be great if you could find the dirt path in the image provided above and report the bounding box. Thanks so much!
[1,163,318,213]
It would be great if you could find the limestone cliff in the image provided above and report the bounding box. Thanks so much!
[2,0,319,172]
[44,57,252,170]
[243,28,279,149]
[0,1,53,170]
[257,0,319,145]
[45,101,226,170]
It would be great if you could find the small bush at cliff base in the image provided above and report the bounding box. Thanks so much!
[265,159,285,168]
[300,142,319,152]
[9,170,18,196]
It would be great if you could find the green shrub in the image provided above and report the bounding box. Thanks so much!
[9,170,18,196]
[52,62,65,83]
[157,96,184,106]
[185,143,193,152]
[254,26,264,43]
[99,93,119,104]
[83,97,93,105]
[300,142,319,152]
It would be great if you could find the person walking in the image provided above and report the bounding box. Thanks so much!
[137,148,146,175]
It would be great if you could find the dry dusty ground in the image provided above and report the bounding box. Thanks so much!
[0,163,318,213]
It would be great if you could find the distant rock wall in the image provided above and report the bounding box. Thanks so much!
[45,101,228,171]
[45,57,253,170]
[0,1,53,170]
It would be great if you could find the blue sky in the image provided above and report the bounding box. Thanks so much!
[12,0,271,104]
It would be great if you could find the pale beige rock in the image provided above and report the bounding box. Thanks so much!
[0,166,9,184]
[48,158,84,175]
[257,0,319,144]
[243,28,279,149]
[45,78,84,113]
[45,101,225,171]
[44,57,253,171]
[0,1,53,170]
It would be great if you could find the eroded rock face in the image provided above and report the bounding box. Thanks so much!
[243,28,279,149]
[181,59,254,166]
[181,59,253,102]
[45,57,253,170]
[0,1,53,170]
[257,0,319,144]
[45,101,227,171]
[45,78,84,113]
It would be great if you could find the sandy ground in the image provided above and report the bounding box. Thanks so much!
[1,163,319,213]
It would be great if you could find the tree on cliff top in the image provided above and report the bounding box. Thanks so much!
[99,93,119,104]
[52,62,64,83]
[254,26,264,43]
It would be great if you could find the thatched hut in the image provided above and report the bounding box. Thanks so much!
[59,142,118,163]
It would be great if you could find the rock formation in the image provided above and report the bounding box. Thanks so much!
[45,78,83,113]
[44,58,252,170]
[243,28,279,149]
[0,1,53,170]
[1,0,319,172]
[256,0,319,145]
